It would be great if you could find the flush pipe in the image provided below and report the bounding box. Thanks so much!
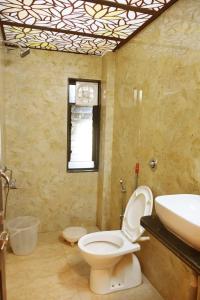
[119,178,126,228]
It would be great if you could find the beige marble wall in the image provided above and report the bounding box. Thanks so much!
[4,50,102,232]
[108,0,200,297]
[97,52,116,230]
[110,0,200,227]
[2,0,200,297]
[197,277,200,300]
[0,39,6,168]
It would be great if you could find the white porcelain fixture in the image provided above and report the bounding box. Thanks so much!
[155,194,200,251]
[62,226,87,246]
[78,186,153,294]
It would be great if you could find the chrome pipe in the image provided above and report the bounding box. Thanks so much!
[0,170,9,186]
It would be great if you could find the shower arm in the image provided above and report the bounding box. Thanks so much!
[0,39,30,57]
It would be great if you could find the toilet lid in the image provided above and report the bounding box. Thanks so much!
[122,186,153,242]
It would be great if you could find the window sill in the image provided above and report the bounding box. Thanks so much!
[66,168,98,173]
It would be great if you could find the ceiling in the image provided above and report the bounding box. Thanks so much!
[0,0,178,56]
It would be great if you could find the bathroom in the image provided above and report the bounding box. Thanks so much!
[0,0,200,299]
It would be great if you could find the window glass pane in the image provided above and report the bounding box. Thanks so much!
[68,105,94,169]
[69,85,76,103]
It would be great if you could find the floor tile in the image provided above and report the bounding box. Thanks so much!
[6,231,163,300]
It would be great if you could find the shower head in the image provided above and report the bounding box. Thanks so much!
[0,39,30,58]
[20,47,30,58]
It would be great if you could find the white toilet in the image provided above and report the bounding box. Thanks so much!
[78,186,153,295]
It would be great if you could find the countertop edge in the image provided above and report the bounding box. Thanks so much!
[141,215,200,275]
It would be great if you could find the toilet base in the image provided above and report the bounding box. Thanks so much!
[90,253,142,294]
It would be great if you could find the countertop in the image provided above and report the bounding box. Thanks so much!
[141,215,200,274]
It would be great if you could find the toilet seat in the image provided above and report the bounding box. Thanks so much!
[78,186,153,295]
[78,230,140,258]
[79,186,153,257]
[122,186,153,242]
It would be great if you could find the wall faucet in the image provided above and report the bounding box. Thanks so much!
[149,159,158,170]
[119,178,126,193]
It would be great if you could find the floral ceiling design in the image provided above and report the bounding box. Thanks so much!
[0,0,178,56]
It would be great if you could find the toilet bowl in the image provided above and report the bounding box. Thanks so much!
[78,186,153,294]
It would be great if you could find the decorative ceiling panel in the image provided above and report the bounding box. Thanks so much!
[3,24,119,55]
[0,1,151,39]
[105,0,172,11]
[0,0,178,56]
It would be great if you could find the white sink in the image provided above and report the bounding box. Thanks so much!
[155,194,200,251]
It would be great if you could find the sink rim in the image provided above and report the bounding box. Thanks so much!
[155,194,200,227]
[155,194,200,251]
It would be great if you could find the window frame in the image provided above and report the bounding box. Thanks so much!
[67,78,101,173]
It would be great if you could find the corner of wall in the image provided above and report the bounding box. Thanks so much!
[0,38,6,168]
[97,52,116,230]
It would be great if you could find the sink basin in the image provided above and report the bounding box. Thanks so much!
[155,194,200,251]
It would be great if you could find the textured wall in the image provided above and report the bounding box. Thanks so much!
[97,52,116,230]
[4,50,102,232]
[2,1,200,296]
[138,234,198,300]
[107,0,200,297]
[110,0,200,229]
[0,40,6,167]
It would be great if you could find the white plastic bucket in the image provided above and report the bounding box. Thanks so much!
[7,216,40,255]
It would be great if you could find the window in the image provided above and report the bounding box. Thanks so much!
[67,78,100,172]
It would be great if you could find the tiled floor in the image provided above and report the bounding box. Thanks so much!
[6,229,163,300]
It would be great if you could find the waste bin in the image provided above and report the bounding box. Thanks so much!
[7,216,40,255]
